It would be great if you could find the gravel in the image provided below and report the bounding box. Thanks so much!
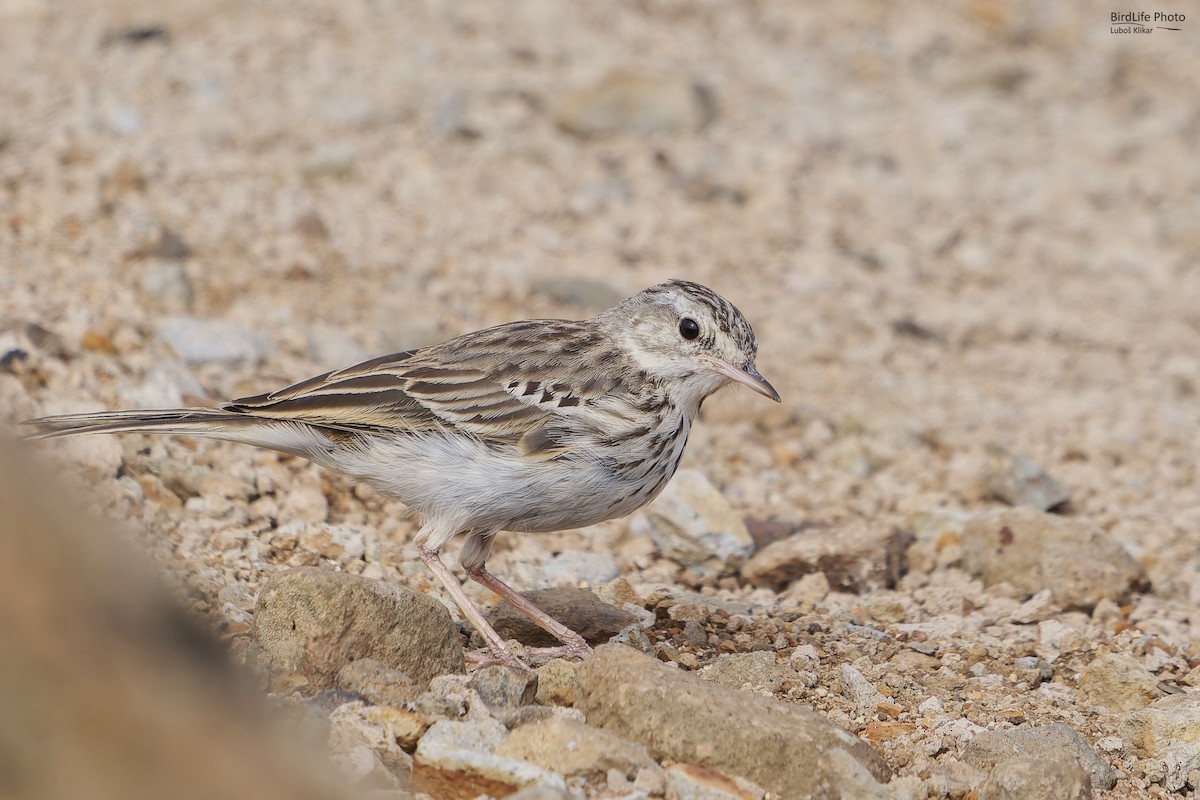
[6,0,1200,797]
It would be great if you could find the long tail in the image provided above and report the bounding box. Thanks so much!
[21,409,257,439]
[20,408,337,458]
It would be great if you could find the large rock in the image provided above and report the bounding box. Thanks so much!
[1120,694,1200,792]
[253,568,463,689]
[486,586,639,647]
[0,441,348,800]
[633,469,755,575]
[959,508,1148,609]
[576,645,890,798]
[962,723,1116,791]
[741,520,910,592]
[1077,653,1165,712]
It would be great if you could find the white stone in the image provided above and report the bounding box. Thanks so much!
[637,469,754,574]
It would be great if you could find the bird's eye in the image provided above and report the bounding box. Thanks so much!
[679,318,700,340]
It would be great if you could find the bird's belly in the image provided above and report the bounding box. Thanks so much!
[327,432,666,534]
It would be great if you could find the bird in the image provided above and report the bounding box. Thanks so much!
[23,279,779,664]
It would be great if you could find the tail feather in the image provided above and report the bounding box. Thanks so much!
[21,409,254,440]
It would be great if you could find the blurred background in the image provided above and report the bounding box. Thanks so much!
[2,0,1199,796]
[4,0,1198,574]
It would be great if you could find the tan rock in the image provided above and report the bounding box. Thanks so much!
[336,658,420,707]
[496,715,656,779]
[253,568,463,689]
[635,469,755,575]
[576,645,890,798]
[960,508,1148,610]
[984,445,1070,511]
[976,757,1091,800]
[554,70,715,137]
[663,762,766,800]
[963,723,1116,791]
[535,658,582,707]
[412,718,565,798]
[1120,693,1200,758]
[742,520,910,593]
[1077,653,1165,712]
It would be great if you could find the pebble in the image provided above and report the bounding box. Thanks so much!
[528,277,623,312]
[576,645,890,798]
[252,568,464,689]
[535,659,581,707]
[278,473,329,526]
[633,469,755,575]
[663,762,766,800]
[838,663,887,714]
[156,315,272,365]
[975,757,1091,800]
[301,142,356,180]
[307,324,369,368]
[1077,652,1165,712]
[554,70,715,137]
[328,701,413,790]
[504,785,574,800]
[959,507,1149,609]
[927,761,988,796]
[137,261,193,309]
[962,723,1116,791]
[537,548,619,587]
[984,445,1070,510]
[362,703,432,750]
[781,571,831,606]
[1007,588,1060,624]
[468,664,538,710]
[412,718,565,796]
[336,658,420,708]
[698,651,801,694]
[741,520,910,593]
[1036,619,1086,663]
[495,715,657,780]
[299,524,365,566]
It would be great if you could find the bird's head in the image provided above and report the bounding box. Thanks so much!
[601,279,779,410]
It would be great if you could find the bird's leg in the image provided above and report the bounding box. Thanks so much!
[462,564,594,660]
[416,546,519,665]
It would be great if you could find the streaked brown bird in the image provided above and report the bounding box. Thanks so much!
[25,279,779,663]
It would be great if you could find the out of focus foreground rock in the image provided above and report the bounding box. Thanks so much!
[0,437,347,800]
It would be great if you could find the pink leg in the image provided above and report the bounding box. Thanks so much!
[416,546,520,665]
[463,564,593,660]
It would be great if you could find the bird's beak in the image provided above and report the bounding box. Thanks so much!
[704,357,781,402]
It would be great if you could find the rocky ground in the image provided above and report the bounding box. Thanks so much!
[3,1,1200,798]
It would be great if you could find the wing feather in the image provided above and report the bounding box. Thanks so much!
[218,320,629,458]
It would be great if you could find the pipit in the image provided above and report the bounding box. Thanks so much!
[25,279,779,663]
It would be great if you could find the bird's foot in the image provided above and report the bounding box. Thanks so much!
[464,636,592,667]
[464,639,531,668]
[527,639,593,663]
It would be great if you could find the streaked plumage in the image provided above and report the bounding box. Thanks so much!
[24,279,778,663]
